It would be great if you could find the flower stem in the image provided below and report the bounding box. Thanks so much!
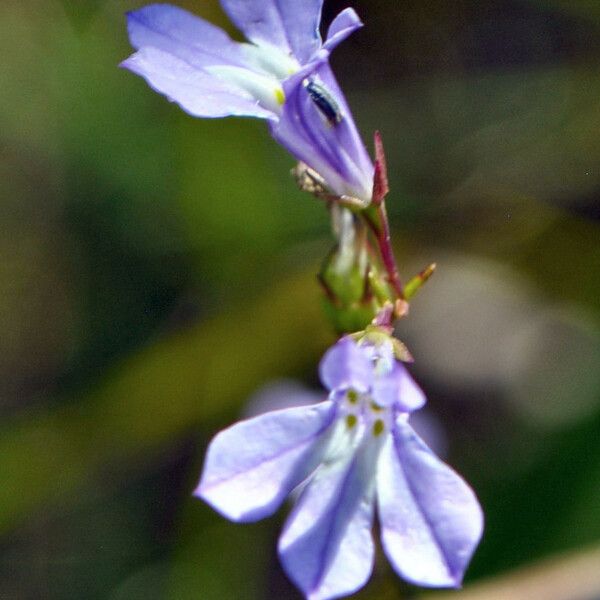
[362,201,405,301]
[363,131,405,303]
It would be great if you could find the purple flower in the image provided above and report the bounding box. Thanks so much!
[122,1,374,202]
[195,336,483,600]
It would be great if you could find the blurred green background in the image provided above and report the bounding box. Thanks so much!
[1,0,599,598]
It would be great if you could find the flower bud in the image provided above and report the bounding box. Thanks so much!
[320,206,394,333]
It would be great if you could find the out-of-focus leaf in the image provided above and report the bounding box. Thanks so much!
[168,516,271,600]
[469,409,600,577]
[353,66,600,221]
[59,0,108,28]
[0,269,329,533]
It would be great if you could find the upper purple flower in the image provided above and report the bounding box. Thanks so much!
[196,336,484,600]
[122,1,375,202]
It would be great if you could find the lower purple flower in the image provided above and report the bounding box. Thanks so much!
[195,336,483,600]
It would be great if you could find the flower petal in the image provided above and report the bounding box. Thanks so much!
[313,63,374,196]
[373,363,426,411]
[221,0,323,64]
[270,61,373,201]
[195,401,336,522]
[278,436,381,600]
[322,8,364,52]
[122,47,275,119]
[126,4,249,69]
[377,420,484,587]
[397,365,427,411]
[319,337,373,393]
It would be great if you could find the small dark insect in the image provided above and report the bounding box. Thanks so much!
[303,79,343,125]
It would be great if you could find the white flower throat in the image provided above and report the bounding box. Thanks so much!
[207,43,300,115]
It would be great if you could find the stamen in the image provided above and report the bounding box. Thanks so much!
[346,414,358,429]
[373,419,385,436]
[347,390,359,404]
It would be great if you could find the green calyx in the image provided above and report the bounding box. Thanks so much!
[319,206,395,334]
[320,249,394,334]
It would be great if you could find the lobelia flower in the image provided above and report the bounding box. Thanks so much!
[195,335,484,600]
[122,1,374,203]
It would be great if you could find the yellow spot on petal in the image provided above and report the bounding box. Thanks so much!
[373,419,385,436]
[346,414,357,429]
[275,87,285,105]
[370,401,383,412]
[347,390,359,404]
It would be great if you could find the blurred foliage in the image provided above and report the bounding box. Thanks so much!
[1,0,599,599]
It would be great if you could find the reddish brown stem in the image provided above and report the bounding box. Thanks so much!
[364,131,405,299]
[372,131,389,205]
[363,202,405,300]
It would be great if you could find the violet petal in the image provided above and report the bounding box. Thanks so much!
[377,420,484,587]
[319,337,373,393]
[126,4,249,69]
[310,63,374,198]
[322,8,363,52]
[220,0,323,64]
[122,47,275,119]
[373,363,426,412]
[271,61,373,200]
[196,401,336,522]
[278,437,380,600]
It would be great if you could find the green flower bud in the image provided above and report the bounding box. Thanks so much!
[319,206,394,333]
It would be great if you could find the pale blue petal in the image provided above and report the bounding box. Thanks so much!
[271,61,373,201]
[126,4,249,69]
[221,0,323,63]
[122,47,275,119]
[278,437,381,600]
[373,363,426,411]
[322,8,364,52]
[319,337,373,393]
[397,364,427,411]
[371,364,402,407]
[314,63,374,195]
[195,401,336,522]
[377,421,484,587]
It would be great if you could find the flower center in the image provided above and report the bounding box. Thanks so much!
[204,42,303,116]
[205,65,286,114]
[240,42,300,79]
[340,388,392,438]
